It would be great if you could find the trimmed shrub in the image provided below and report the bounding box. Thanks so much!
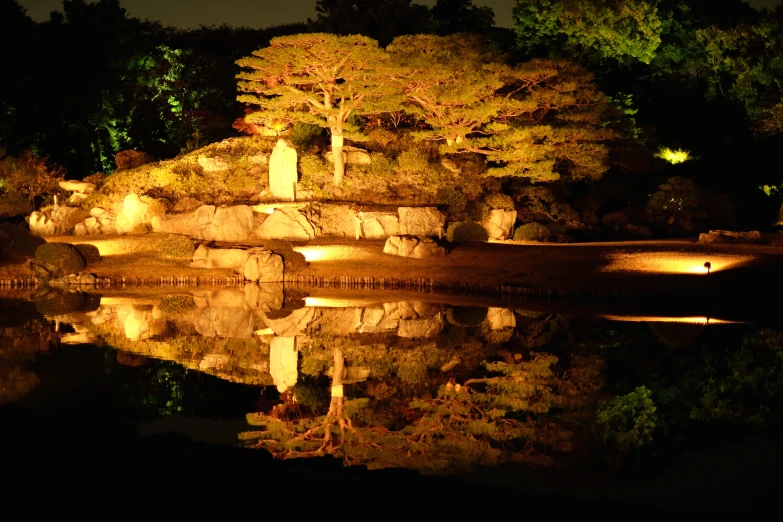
[81,173,106,188]
[483,192,515,210]
[159,234,196,259]
[35,243,85,276]
[299,154,330,187]
[262,239,307,272]
[446,221,489,244]
[513,223,551,242]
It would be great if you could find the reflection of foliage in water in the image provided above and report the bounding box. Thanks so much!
[597,386,657,452]
[0,319,58,404]
[135,365,187,416]
[244,349,605,474]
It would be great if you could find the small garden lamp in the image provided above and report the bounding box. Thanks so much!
[704,261,711,274]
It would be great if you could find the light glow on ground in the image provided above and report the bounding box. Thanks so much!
[600,253,754,274]
[598,315,741,324]
[294,245,375,262]
[303,297,380,308]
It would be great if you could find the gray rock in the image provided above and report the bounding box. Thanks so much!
[197,157,229,172]
[357,211,399,239]
[398,207,445,237]
[115,193,150,235]
[243,251,284,283]
[29,206,90,236]
[383,235,446,258]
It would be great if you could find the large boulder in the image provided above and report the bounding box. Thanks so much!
[383,235,446,258]
[269,336,298,393]
[398,207,445,237]
[698,230,767,244]
[190,244,251,269]
[153,204,214,237]
[482,209,517,240]
[243,251,284,283]
[59,180,96,205]
[29,206,90,236]
[115,193,150,235]
[357,211,400,239]
[324,146,371,165]
[204,205,254,242]
[256,207,315,240]
[268,139,297,201]
[398,317,445,338]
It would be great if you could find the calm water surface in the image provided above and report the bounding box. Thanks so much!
[1,285,781,513]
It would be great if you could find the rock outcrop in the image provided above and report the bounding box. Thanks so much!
[115,193,150,235]
[29,206,90,236]
[189,244,284,282]
[356,211,400,239]
[255,207,315,240]
[698,230,767,244]
[58,180,96,205]
[383,235,446,258]
[268,139,297,201]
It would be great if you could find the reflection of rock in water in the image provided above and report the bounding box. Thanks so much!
[270,337,298,392]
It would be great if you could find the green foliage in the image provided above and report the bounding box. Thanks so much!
[645,176,705,235]
[446,221,489,244]
[290,122,324,149]
[435,186,467,216]
[597,386,657,451]
[514,222,551,242]
[159,234,196,259]
[34,243,85,277]
[158,295,197,313]
[483,192,514,211]
[293,379,330,412]
[395,149,430,174]
[298,154,331,192]
[513,0,663,65]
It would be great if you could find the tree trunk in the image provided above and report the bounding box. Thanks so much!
[331,132,345,186]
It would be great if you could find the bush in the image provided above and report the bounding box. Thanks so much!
[0,194,33,218]
[436,186,467,215]
[367,128,396,148]
[35,243,85,276]
[0,150,65,202]
[299,154,330,188]
[35,291,87,316]
[483,192,515,211]
[395,149,430,174]
[115,150,153,171]
[446,221,489,244]
[262,239,307,272]
[513,223,551,242]
[81,173,106,188]
[159,234,196,259]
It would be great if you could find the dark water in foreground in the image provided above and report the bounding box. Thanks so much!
[1,286,782,514]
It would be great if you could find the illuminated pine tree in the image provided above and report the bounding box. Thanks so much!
[237,34,403,186]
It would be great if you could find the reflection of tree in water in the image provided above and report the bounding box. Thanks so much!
[243,339,605,473]
[0,320,59,404]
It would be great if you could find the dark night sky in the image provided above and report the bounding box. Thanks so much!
[17,0,783,29]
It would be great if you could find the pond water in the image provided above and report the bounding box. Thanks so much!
[1,285,781,513]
